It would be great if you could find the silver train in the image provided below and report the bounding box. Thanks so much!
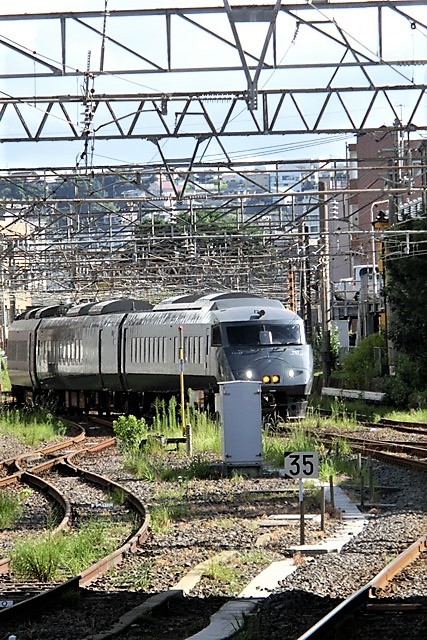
[7,291,313,420]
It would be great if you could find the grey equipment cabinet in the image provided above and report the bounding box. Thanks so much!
[218,380,263,466]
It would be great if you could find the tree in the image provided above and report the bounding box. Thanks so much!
[385,217,427,404]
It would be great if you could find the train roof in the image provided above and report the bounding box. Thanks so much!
[14,303,70,320]
[66,298,152,316]
[152,291,283,312]
[14,293,288,322]
[14,298,153,320]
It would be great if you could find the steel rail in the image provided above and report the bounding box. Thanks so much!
[1,420,86,474]
[296,533,427,639]
[0,430,150,623]
[314,430,427,471]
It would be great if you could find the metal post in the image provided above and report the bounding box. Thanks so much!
[320,486,325,532]
[0,239,7,350]
[178,325,186,436]
[186,423,192,457]
[358,453,365,509]
[329,475,335,510]
[368,456,374,502]
[299,477,305,545]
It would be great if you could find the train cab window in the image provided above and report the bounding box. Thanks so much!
[226,323,301,346]
[211,325,222,346]
[271,324,301,345]
[226,325,259,345]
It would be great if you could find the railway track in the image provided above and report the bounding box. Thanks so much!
[296,533,427,639]
[297,416,427,472]
[375,417,427,436]
[0,415,425,639]
[0,419,150,627]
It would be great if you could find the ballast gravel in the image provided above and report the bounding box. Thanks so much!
[0,433,426,640]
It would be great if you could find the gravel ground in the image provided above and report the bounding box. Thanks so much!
[0,429,426,640]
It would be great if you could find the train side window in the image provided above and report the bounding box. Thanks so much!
[211,325,222,346]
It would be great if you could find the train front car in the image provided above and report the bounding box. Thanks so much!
[212,296,313,421]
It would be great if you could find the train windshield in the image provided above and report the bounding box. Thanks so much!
[225,323,301,346]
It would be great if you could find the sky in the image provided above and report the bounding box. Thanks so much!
[0,1,425,169]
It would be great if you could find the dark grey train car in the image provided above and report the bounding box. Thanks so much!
[121,307,217,394]
[7,292,313,419]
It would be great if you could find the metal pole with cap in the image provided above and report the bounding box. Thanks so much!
[178,325,186,436]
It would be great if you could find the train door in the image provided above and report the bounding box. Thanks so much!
[99,323,123,391]
[29,320,42,388]
[28,330,37,388]
[205,326,211,374]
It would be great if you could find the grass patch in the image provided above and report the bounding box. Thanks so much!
[149,505,174,534]
[0,490,24,528]
[151,396,222,454]
[0,408,66,445]
[11,532,68,581]
[203,557,242,592]
[10,519,129,582]
[108,486,127,505]
[240,548,273,566]
[263,427,318,468]
[149,483,194,534]
[303,402,361,430]
[383,408,427,422]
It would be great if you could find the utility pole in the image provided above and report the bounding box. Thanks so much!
[319,181,332,385]
[300,224,312,342]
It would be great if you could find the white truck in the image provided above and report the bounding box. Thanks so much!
[334,264,381,302]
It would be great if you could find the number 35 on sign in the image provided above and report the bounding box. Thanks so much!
[284,451,319,479]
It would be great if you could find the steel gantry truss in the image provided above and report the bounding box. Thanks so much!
[0,2,425,311]
[0,160,414,306]
[0,2,425,150]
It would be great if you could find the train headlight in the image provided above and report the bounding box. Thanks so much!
[245,369,254,379]
[287,369,303,378]
[262,374,280,384]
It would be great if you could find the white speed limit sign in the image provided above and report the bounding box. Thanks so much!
[284,451,319,479]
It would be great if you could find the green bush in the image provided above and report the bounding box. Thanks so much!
[340,333,386,389]
[383,353,427,408]
[112,414,147,452]
[0,354,11,392]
